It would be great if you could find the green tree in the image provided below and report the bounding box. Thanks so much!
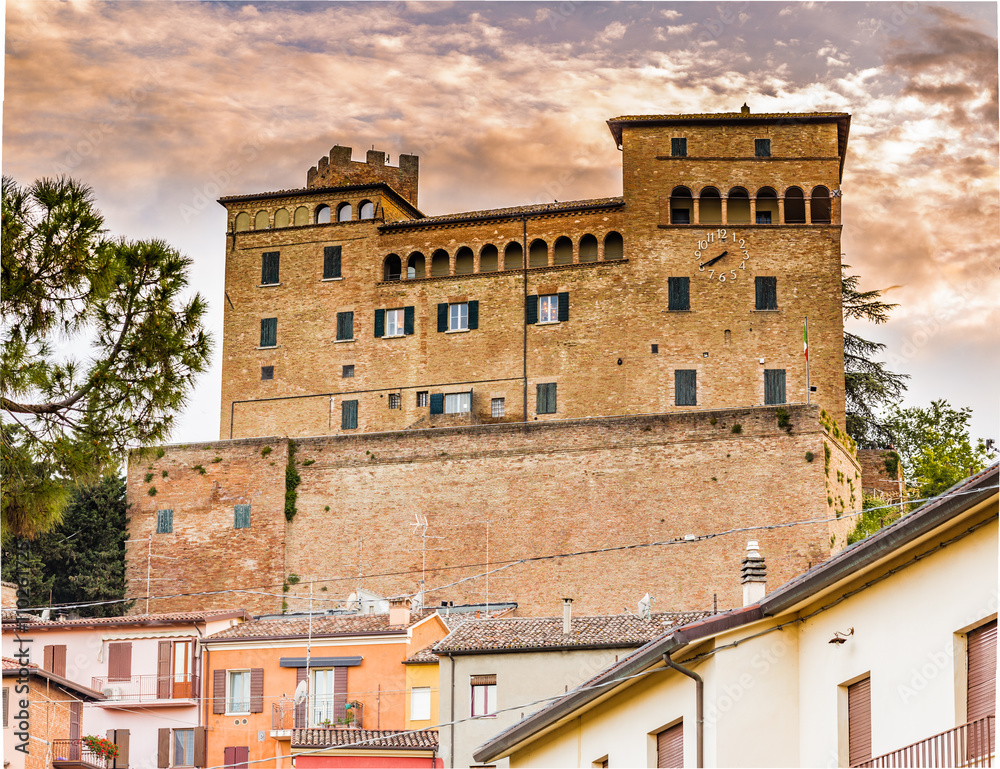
[885,399,993,500]
[847,493,903,545]
[842,266,909,445]
[1,475,133,616]
[2,176,212,540]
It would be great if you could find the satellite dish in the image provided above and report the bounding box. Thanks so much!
[293,679,308,705]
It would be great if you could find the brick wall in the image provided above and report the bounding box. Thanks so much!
[306,146,419,207]
[856,448,905,502]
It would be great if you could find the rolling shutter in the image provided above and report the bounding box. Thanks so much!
[668,277,690,311]
[213,669,227,714]
[437,303,448,332]
[968,620,997,722]
[468,300,479,330]
[341,400,358,430]
[323,246,341,279]
[295,668,307,728]
[755,276,777,310]
[261,251,279,285]
[470,674,496,686]
[848,676,872,767]
[250,668,264,713]
[656,722,683,768]
[675,370,697,406]
[334,666,348,723]
[558,292,569,322]
[430,394,445,415]
[404,306,415,335]
[157,641,171,699]
[374,308,385,338]
[525,295,538,325]
[108,642,132,682]
[764,369,786,405]
[260,318,277,347]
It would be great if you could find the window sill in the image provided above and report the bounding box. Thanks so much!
[225,712,251,717]
[320,277,343,282]
[381,334,406,340]
[445,328,471,334]
[753,309,780,313]
[536,320,561,326]
[257,282,283,288]
[334,338,356,344]
[668,309,693,313]
[255,345,280,350]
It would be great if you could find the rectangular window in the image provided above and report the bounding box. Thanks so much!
[43,645,67,677]
[755,276,777,310]
[675,370,697,406]
[234,504,251,529]
[471,675,497,718]
[764,369,786,405]
[261,251,279,285]
[671,137,687,157]
[668,277,690,311]
[174,729,195,767]
[311,668,336,726]
[107,642,132,682]
[388,393,401,410]
[756,211,772,225]
[228,671,250,714]
[385,308,404,337]
[656,722,683,768]
[416,391,429,408]
[848,677,872,767]
[538,295,559,323]
[323,246,342,279]
[651,344,659,354]
[342,365,354,378]
[671,208,690,225]
[450,302,468,331]
[259,318,277,348]
[156,509,173,534]
[444,392,472,414]
[536,383,557,414]
[491,398,505,418]
[411,687,431,721]
[755,138,771,157]
[336,311,354,341]
[341,400,358,430]
[2,687,8,728]
[261,366,274,381]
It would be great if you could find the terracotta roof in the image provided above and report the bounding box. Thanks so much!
[292,727,438,750]
[404,644,440,665]
[2,656,105,701]
[609,111,850,123]
[434,612,711,654]
[205,609,435,641]
[380,197,624,229]
[1,609,247,629]
[3,656,36,670]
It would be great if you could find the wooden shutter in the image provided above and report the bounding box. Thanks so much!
[336,311,353,341]
[468,300,479,330]
[323,246,342,279]
[295,668,307,728]
[156,640,172,699]
[157,728,170,767]
[193,726,206,768]
[671,137,687,157]
[224,747,235,768]
[69,700,82,740]
[668,277,690,311]
[342,400,358,429]
[755,276,777,310]
[260,317,277,347]
[44,644,66,676]
[404,306,415,335]
[235,746,249,769]
[755,138,771,157]
[250,668,264,713]
[968,620,997,722]
[470,674,496,686]
[537,383,556,414]
[108,642,132,682]
[430,393,444,415]
[108,729,130,768]
[234,504,251,529]
[374,308,385,338]
[261,251,279,285]
[675,370,697,406]
[437,303,448,332]
[764,369,786,405]
[3,687,8,727]
[848,676,872,767]
[657,722,683,768]
[213,669,227,714]
[557,292,570,322]
[334,666,348,722]
[525,295,538,325]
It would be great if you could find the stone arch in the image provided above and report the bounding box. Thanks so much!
[254,210,269,230]
[727,187,751,225]
[383,254,402,281]
[479,244,499,272]
[455,246,474,275]
[235,212,251,232]
[699,186,722,224]
[785,186,806,224]
[755,187,778,225]
[670,186,693,224]
[529,239,548,268]
[504,242,523,270]
[603,231,624,260]
[359,200,375,220]
[315,204,331,224]
[554,236,573,266]
[579,234,598,263]
[407,252,425,279]
[811,185,831,224]
[294,206,309,226]
[273,208,290,228]
[337,202,352,222]
[431,249,450,277]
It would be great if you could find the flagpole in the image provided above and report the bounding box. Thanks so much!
[804,317,810,405]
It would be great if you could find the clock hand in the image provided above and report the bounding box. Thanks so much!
[699,250,728,269]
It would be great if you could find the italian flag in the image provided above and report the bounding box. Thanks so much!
[803,321,809,360]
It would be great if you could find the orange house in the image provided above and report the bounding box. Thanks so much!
[201,601,448,767]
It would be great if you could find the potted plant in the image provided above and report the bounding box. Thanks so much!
[82,735,119,765]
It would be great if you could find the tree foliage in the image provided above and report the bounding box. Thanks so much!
[1,176,212,540]
[847,493,903,545]
[884,399,993,501]
[0,475,133,616]
[842,266,910,446]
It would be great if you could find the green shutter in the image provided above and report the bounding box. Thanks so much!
[260,318,277,347]
[430,394,444,415]
[468,300,479,330]
[525,295,538,325]
[755,277,777,310]
[262,252,280,285]
[558,292,569,322]
[336,312,354,341]
[675,370,697,406]
[374,309,385,338]
[404,306,415,335]
[668,278,690,311]
[234,504,251,529]
[671,138,687,157]
[156,509,173,534]
[755,138,771,157]
[341,400,358,429]
[764,370,786,405]
[537,383,557,414]
[323,246,342,279]
[437,303,448,332]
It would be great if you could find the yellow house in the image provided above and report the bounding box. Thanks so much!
[404,643,440,731]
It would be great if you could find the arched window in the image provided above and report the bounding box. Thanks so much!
[359,200,375,220]
[455,246,474,275]
[604,231,624,260]
[431,249,449,277]
[504,242,523,270]
[479,244,499,272]
[699,187,722,225]
[274,208,290,228]
[254,210,269,230]
[383,254,402,282]
[315,205,331,224]
[407,252,425,280]
[554,236,573,266]
[529,239,548,268]
[727,187,750,225]
[294,206,309,226]
[234,212,250,232]
[578,234,598,263]
[755,187,778,225]
[785,186,805,224]
[811,186,831,224]
[670,186,693,225]
[337,203,352,222]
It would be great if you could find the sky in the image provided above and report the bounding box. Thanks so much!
[3,0,998,445]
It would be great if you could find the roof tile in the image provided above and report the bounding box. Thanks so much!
[206,609,436,640]
[292,727,438,749]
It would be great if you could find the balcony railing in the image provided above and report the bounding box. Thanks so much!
[858,716,995,768]
[90,673,199,703]
[52,739,107,768]
[272,696,363,730]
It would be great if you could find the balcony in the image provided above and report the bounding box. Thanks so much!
[858,716,995,768]
[271,696,364,739]
[52,739,107,768]
[90,674,199,707]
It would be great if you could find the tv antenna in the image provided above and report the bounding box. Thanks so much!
[410,514,444,603]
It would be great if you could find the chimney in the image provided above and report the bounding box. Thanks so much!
[741,541,767,606]
[562,598,573,636]
[388,597,411,627]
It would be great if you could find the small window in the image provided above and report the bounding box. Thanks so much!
[323,246,342,279]
[651,344,659,354]
[337,203,352,222]
[416,391,429,408]
[359,201,375,220]
[385,308,404,337]
[260,318,277,348]
[444,392,471,414]
[536,383,557,414]
[491,398,505,418]
[764,370,786,405]
[228,671,250,714]
[234,504,251,530]
[411,687,431,721]
[261,366,274,380]
[538,295,559,323]
[755,138,771,158]
[254,211,269,230]
[156,509,173,534]
[316,205,331,225]
[671,137,687,157]
[471,676,497,718]
[174,729,195,766]
[668,277,690,311]
[675,370,697,406]
[336,311,354,341]
[261,251,279,285]
[450,303,468,331]
[234,212,250,232]
[756,211,772,225]
[388,393,401,410]
[341,400,358,430]
[342,365,355,378]
[656,722,683,768]
[755,277,778,310]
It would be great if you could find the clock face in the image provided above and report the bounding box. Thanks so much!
[693,228,751,283]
